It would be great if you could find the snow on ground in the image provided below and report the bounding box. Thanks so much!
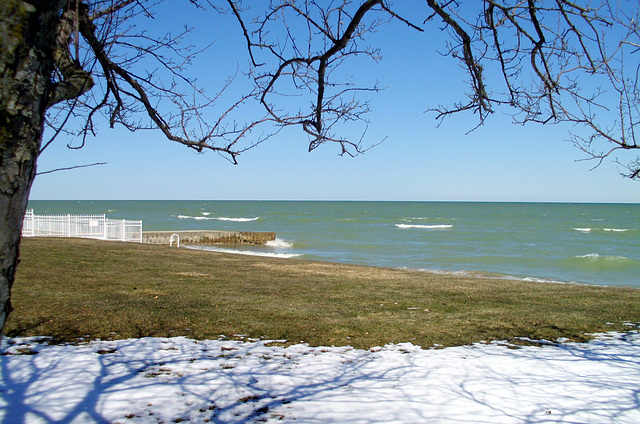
[2,332,640,424]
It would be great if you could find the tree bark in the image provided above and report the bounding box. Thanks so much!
[0,0,71,333]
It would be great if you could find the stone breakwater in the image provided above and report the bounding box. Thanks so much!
[143,230,276,245]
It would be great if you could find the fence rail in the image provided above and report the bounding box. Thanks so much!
[22,210,142,243]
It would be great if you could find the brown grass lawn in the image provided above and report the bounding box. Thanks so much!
[6,237,640,349]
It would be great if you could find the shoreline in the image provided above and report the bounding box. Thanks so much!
[408,267,594,287]
[183,241,613,288]
[25,200,639,288]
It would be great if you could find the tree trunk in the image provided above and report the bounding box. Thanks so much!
[0,132,39,335]
[0,1,63,333]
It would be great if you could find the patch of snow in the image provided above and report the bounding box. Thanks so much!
[1,332,639,423]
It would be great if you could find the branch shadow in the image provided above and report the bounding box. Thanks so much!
[1,333,639,423]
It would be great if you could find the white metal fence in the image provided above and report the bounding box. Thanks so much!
[22,210,142,243]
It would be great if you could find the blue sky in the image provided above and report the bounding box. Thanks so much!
[30,2,639,203]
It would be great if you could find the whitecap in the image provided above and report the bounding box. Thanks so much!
[176,215,259,222]
[573,228,592,233]
[176,215,210,220]
[403,217,454,221]
[576,253,628,261]
[215,217,259,222]
[603,228,630,232]
[266,238,294,248]
[202,212,211,216]
[395,224,453,230]
[576,253,601,259]
[176,215,218,220]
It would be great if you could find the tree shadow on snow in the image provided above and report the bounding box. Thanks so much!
[1,334,639,423]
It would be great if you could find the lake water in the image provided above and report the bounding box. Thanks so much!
[27,200,640,288]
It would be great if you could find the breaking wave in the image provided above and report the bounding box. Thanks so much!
[266,238,294,248]
[574,228,592,233]
[575,253,629,261]
[176,215,259,222]
[396,224,453,230]
[574,227,632,233]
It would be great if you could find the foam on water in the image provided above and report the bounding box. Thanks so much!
[574,228,592,233]
[408,267,580,285]
[574,227,632,233]
[396,224,453,230]
[185,245,302,258]
[521,276,582,285]
[266,238,294,248]
[176,215,259,222]
[402,217,455,222]
[575,253,629,261]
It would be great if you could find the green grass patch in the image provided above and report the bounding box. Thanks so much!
[6,237,640,349]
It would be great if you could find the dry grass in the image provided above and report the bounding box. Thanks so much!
[6,237,640,349]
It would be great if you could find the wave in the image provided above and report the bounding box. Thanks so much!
[563,253,637,277]
[521,277,581,285]
[396,224,453,230]
[176,215,259,222]
[575,253,629,262]
[266,238,294,248]
[405,267,580,285]
[402,217,455,222]
[215,216,260,222]
[185,245,302,259]
[574,227,632,233]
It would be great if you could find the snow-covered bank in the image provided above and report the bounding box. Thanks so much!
[2,333,639,423]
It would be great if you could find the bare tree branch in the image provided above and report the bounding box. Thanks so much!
[37,162,108,176]
[40,0,640,177]
[232,0,391,155]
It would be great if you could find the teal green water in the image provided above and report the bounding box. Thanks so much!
[27,201,640,287]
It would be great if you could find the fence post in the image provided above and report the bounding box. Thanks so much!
[22,210,33,237]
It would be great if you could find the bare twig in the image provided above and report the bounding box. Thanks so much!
[37,162,108,176]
